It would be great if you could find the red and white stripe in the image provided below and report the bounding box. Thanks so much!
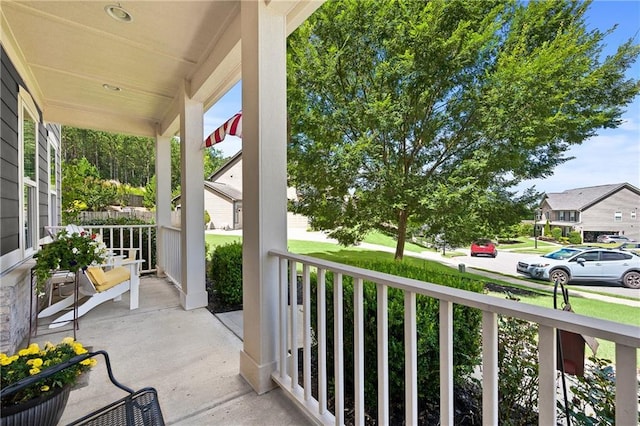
[204,111,242,148]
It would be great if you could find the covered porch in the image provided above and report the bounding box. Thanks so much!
[2,1,639,424]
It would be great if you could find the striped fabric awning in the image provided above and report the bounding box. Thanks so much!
[203,111,242,148]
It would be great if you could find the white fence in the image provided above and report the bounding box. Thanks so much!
[46,225,156,274]
[269,249,639,425]
[75,210,154,222]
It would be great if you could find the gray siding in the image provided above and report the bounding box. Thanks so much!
[1,45,23,257]
[582,187,640,239]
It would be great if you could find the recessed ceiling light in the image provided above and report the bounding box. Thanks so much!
[105,4,133,23]
[102,83,121,92]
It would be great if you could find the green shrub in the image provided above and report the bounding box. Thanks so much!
[544,220,551,237]
[309,259,483,419]
[497,317,539,425]
[568,231,582,245]
[210,242,243,307]
[551,227,563,241]
[558,356,640,425]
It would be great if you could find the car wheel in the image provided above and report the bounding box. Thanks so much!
[470,253,476,257]
[549,269,569,284]
[622,271,640,289]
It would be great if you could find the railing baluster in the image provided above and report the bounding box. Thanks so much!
[290,260,298,391]
[334,273,344,426]
[538,325,556,426]
[439,300,453,426]
[482,311,498,426]
[377,283,389,424]
[615,343,638,425]
[303,264,312,401]
[404,290,417,425]
[317,268,327,415]
[353,277,364,426]
[279,258,288,380]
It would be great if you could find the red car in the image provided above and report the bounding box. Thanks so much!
[470,239,497,257]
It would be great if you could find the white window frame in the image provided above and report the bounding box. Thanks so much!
[19,86,40,257]
[614,211,622,222]
[48,137,58,228]
[632,210,637,220]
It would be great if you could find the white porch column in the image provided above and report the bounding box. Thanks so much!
[239,1,288,394]
[155,133,172,276]
[179,83,208,310]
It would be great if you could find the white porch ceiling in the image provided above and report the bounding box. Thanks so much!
[1,1,321,137]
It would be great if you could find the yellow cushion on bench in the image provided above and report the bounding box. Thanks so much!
[87,267,108,286]
[87,266,130,292]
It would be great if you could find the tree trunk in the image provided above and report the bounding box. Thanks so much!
[395,210,408,260]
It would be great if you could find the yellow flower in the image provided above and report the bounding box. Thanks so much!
[29,367,41,375]
[80,358,97,367]
[41,385,50,392]
[26,358,44,367]
[0,355,11,366]
[27,343,40,354]
[62,337,75,345]
[73,343,87,355]
[18,348,30,356]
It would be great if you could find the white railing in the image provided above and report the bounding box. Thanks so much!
[159,225,182,287]
[269,249,640,426]
[46,225,156,274]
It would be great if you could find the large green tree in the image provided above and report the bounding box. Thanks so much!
[287,0,639,259]
[62,127,155,187]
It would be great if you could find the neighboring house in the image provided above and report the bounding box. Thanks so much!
[1,47,63,352]
[538,182,640,242]
[176,151,309,230]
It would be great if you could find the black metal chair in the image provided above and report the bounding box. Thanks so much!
[1,350,165,426]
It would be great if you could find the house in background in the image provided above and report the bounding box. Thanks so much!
[187,150,309,230]
[539,182,640,242]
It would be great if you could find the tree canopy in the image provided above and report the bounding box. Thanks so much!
[287,0,640,259]
[61,127,227,210]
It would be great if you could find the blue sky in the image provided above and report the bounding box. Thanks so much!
[204,1,640,195]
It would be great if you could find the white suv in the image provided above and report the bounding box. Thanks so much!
[516,247,640,289]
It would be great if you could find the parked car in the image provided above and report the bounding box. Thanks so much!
[516,247,640,289]
[470,239,497,258]
[596,234,634,243]
[617,242,640,254]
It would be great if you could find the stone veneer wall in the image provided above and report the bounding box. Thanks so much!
[0,262,35,354]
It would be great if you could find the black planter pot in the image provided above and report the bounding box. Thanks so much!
[1,385,71,426]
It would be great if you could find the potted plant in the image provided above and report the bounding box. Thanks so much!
[0,337,97,426]
[33,229,108,296]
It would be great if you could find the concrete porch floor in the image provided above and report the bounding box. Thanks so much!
[28,276,312,425]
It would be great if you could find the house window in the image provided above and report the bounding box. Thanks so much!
[558,211,566,221]
[614,211,622,222]
[21,93,39,253]
[569,211,576,222]
[632,210,637,220]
